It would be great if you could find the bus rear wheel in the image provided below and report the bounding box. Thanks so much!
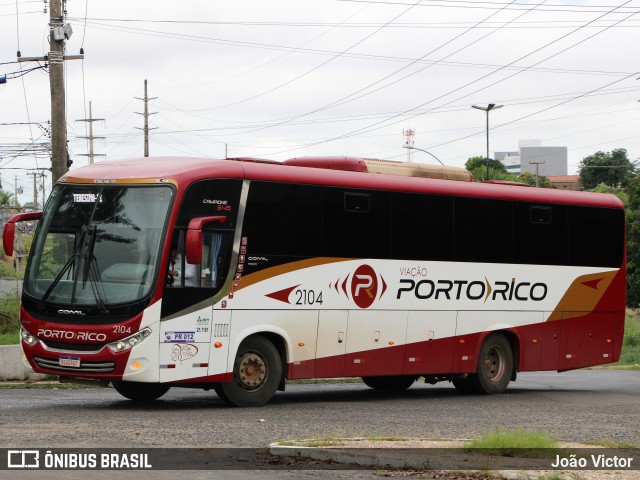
[217,336,282,407]
[361,375,416,391]
[469,333,513,394]
[112,381,170,401]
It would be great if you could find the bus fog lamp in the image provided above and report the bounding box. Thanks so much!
[107,327,152,353]
[20,327,38,346]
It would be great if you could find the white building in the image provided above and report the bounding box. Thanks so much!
[496,140,567,177]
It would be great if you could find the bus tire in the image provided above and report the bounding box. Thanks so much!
[112,381,170,401]
[451,375,474,394]
[469,333,513,394]
[361,375,416,391]
[212,383,230,403]
[217,336,282,407]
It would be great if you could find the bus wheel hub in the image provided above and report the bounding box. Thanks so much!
[238,353,266,389]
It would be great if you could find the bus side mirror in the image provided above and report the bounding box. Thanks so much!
[185,216,226,264]
[2,212,42,256]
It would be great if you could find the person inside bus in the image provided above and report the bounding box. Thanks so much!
[167,246,197,287]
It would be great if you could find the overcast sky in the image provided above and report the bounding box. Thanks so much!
[1,0,639,205]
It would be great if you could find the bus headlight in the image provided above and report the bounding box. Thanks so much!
[20,327,38,346]
[107,328,152,353]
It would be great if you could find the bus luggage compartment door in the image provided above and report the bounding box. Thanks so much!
[343,310,407,377]
[314,310,348,378]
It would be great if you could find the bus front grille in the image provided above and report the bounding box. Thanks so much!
[40,340,104,353]
[33,356,116,373]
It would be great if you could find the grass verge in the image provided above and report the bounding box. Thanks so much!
[0,331,18,344]
[464,427,559,458]
[620,310,640,365]
[0,292,20,345]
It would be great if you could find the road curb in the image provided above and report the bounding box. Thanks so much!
[268,443,544,479]
[0,344,49,381]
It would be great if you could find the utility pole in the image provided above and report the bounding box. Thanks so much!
[530,160,545,188]
[40,172,46,207]
[49,0,66,183]
[77,101,106,164]
[27,172,39,208]
[27,170,48,208]
[18,0,83,185]
[135,80,157,157]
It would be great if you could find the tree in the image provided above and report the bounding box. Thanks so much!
[0,190,13,207]
[591,182,640,308]
[622,178,640,308]
[578,149,637,190]
[518,172,554,189]
[465,156,512,182]
[465,156,507,173]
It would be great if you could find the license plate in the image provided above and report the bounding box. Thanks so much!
[59,356,81,368]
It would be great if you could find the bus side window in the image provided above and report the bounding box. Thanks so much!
[200,231,230,289]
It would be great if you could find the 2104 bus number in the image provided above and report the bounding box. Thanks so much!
[295,289,323,306]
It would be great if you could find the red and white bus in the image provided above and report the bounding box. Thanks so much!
[3,156,626,406]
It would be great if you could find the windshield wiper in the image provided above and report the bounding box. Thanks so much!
[39,189,108,313]
[81,225,108,313]
[38,226,88,311]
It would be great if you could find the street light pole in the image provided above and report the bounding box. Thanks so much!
[472,103,503,180]
[402,145,444,166]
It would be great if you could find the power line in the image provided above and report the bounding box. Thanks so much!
[333,0,640,14]
[227,0,540,135]
[261,0,639,155]
[75,19,635,80]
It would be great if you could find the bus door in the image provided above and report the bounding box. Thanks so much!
[160,229,233,382]
[159,179,241,382]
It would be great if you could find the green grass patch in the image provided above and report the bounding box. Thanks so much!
[583,440,640,449]
[0,259,23,279]
[464,427,559,458]
[620,311,640,365]
[276,436,341,448]
[0,293,20,344]
[0,382,96,389]
[0,331,19,345]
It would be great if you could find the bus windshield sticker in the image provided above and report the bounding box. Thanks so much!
[72,193,102,203]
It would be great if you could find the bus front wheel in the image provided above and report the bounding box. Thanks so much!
[469,333,513,394]
[361,375,416,391]
[217,336,282,407]
[112,381,170,401]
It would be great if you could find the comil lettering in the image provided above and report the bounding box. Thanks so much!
[58,309,85,316]
[396,278,547,302]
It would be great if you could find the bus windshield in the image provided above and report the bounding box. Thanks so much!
[24,185,173,308]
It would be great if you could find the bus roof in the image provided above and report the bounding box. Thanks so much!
[61,156,623,210]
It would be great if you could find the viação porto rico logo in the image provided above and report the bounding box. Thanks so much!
[265,264,387,309]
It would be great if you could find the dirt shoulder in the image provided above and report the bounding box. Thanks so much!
[271,438,640,480]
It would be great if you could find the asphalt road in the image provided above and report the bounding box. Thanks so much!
[0,370,638,479]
